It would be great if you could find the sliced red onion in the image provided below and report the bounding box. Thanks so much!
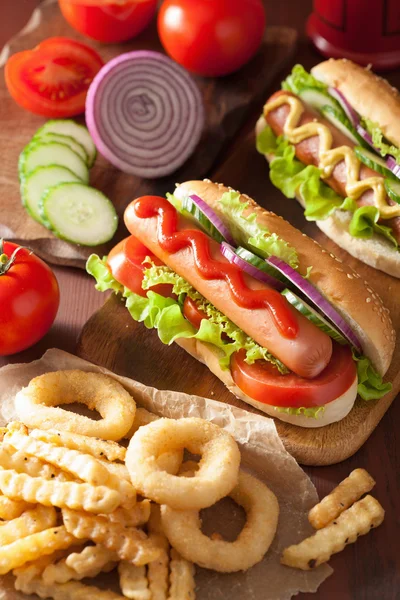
[328,87,359,128]
[385,155,400,178]
[221,243,285,291]
[266,256,363,352]
[85,51,204,179]
[186,194,235,245]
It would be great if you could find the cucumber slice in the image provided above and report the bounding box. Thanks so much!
[19,142,89,184]
[182,196,226,243]
[235,247,288,284]
[34,133,88,165]
[298,87,340,112]
[320,105,363,146]
[21,166,81,226]
[41,183,118,245]
[281,289,347,344]
[354,146,398,181]
[34,120,97,167]
[384,179,400,204]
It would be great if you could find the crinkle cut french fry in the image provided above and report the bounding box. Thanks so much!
[30,429,126,462]
[4,430,110,486]
[309,468,376,529]
[42,554,116,584]
[0,504,57,546]
[0,445,59,479]
[65,544,118,573]
[0,526,77,575]
[281,495,385,570]
[147,504,169,600]
[15,574,126,600]
[118,562,151,600]
[0,469,120,514]
[13,549,78,582]
[0,493,32,519]
[98,459,130,481]
[124,408,159,439]
[62,509,161,565]
[169,549,196,600]
[106,500,151,527]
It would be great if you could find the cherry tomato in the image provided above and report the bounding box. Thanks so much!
[0,241,60,356]
[231,343,356,408]
[158,0,266,77]
[107,236,174,298]
[5,37,104,117]
[59,0,158,44]
[183,296,208,329]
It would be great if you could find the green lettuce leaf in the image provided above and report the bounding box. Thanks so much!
[218,191,299,268]
[361,118,400,164]
[273,405,325,419]
[282,64,327,94]
[256,125,399,248]
[353,352,392,400]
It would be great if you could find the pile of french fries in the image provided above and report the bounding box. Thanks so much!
[281,468,385,570]
[0,420,195,600]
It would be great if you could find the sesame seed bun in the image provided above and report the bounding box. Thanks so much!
[175,179,395,376]
[311,58,400,149]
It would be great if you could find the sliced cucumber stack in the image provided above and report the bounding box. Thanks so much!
[18,119,118,245]
[34,120,97,167]
[281,289,347,344]
[19,142,89,184]
[22,166,81,226]
[235,247,289,284]
[34,133,89,165]
[384,179,400,204]
[354,146,399,181]
[42,183,118,246]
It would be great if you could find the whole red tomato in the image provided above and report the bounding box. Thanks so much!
[0,241,60,356]
[158,0,266,77]
[59,0,158,44]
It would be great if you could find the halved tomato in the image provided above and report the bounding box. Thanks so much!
[5,37,104,117]
[231,343,356,408]
[107,235,174,298]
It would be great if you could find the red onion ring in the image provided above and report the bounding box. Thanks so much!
[85,51,205,178]
[221,243,285,290]
[266,256,362,352]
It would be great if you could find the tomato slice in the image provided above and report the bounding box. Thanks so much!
[107,235,174,298]
[5,37,104,117]
[231,343,356,408]
[183,296,208,330]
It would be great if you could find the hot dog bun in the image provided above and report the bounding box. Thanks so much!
[176,337,358,427]
[255,114,400,284]
[311,58,400,149]
[174,179,395,377]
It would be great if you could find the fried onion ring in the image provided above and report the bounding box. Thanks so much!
[160,470,279,572]
[15,371,136,441]
[126,418,240,510]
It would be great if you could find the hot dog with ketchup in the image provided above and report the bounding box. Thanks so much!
[256,59,400,277]
[87,180,394,428]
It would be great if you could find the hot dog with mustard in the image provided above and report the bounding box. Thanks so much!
[256,59,400,277]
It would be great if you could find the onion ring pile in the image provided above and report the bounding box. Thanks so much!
[160,468,279,572]
[14,371,136,441]
[126,418,241,510]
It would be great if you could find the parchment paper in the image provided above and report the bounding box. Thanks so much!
[0,349,332,599]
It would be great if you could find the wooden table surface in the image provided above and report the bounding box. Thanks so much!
[0,2,399,599]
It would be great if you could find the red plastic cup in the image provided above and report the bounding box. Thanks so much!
[307,0,400,71]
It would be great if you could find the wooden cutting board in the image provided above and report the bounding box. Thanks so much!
[0,0,296,268]
[78,131,400,467]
